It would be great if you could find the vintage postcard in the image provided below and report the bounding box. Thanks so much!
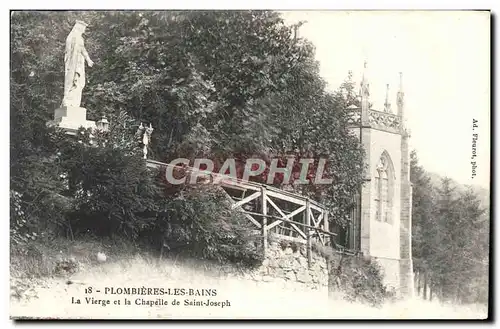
[9,9,490,320]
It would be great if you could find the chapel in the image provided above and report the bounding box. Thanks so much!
[344,62,414,296]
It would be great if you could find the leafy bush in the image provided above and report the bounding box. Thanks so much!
[10,189,56,249]
[149,185,264,268]
[331,255,395,307]
[48,114,264,269]
[10,11,365,273]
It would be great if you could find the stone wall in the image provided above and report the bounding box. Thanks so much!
[216,239,403,304]
[237,240,330,290]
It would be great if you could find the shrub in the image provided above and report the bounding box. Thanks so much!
[331,255,395,307]
[311,241,336,260]
[151,185,264,268]
[10,190,37,247]
[13,111,265,270]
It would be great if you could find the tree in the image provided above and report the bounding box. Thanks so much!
[10,11,102,242]
[410,150,438,299]
[52,112,263,266]
[432,177,463,300]
[10,11,366,263]
[410,150,490,304]
[80,10,364,226]
[453,188,488,303]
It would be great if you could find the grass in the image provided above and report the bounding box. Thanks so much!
[10,236,145,279]
[10,235,251,284]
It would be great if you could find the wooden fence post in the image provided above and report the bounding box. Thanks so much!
[324,211,329,240]
[261,186,268,257]
[306,198,312,268]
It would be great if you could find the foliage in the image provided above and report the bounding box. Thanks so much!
[42,113,263,267]
[11,11,90,245]
[57,127,163,239]
[410,150,489,304]
[80,10,365,225]
[332,255,395,307]
[410,150,438,275]
[152,185,264,267]
[10,190,39,247]
[11,10,365,268]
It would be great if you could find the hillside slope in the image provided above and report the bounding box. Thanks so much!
[10,242,487,320]
[427,172,490,209]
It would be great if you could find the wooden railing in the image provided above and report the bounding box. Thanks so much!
[146,159,348,265]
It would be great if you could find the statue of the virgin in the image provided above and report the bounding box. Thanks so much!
[61,20,94,108]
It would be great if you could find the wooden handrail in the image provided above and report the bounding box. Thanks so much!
[242,211,337,237]
[146,159,328,211]
[145,159,361,255]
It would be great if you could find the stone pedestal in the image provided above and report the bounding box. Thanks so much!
[48,106,96,135]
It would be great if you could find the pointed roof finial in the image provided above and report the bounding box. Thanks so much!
[397,72,405,117]
[362,61,368,82]
[360,60,369,97]
[384,84,391,112]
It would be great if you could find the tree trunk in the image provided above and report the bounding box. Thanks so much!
[423,272,428,300]
[417,271,421,296]
[413,271,418,295]
[455,283,460,303]
[67,221,74,241]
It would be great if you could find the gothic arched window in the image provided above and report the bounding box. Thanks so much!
[374,153,394,223]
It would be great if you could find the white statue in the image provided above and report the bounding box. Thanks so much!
[136,123,154,159]
[61,20,94,108]
[143,124,154,159]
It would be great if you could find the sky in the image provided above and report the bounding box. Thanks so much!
[281,11,490,189]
